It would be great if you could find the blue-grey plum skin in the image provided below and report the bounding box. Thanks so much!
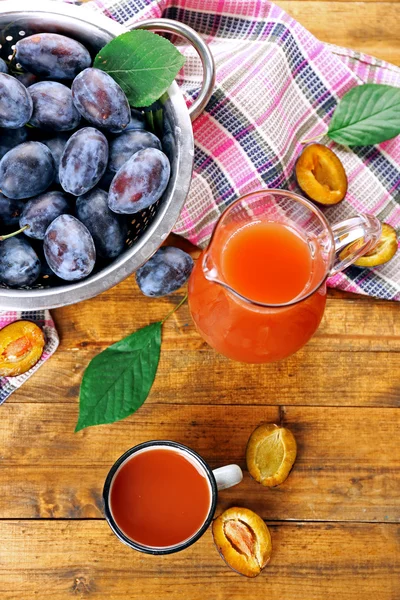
[72,68,130,133]
[29,81,81,131]
[135,246,194,298]
[15,71,38,88]
[20,191,71,240]
[15,33,91,80]
[0,142,55,200]
[44,214,96,281]
[0,194,24,228]
[0,58,8,74]
[108,148,170,214]
[0,237,41,287]
[113,109,146,133]
[0,73,33,128]
[59,127,108,196]
[42,134,69,185]
[76,188,127,259]
[108,130,161,173]
[0,127,28,160]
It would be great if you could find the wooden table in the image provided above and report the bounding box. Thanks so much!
[1,3,400,599]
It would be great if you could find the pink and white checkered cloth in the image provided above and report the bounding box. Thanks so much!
[72,0,400,300]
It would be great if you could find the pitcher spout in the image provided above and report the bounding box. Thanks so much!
[202,251,221,283]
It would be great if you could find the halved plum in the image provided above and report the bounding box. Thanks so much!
[295,143,347,205]
[340,223,398,267]
[212,507,272,578]
[246,423,297,487]
[0,320,45,377]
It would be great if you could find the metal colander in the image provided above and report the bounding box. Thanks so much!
[0,1,215,310]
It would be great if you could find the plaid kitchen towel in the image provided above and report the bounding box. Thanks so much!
[71,0,399,299]
[0,311,59,405]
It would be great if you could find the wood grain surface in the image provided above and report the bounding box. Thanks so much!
[1,2,400,599]
[0,521,399,600]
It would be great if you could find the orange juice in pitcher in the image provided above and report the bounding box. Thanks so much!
[188,190,381,363]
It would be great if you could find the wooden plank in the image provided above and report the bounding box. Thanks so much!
[7,342,400,407]
[0,520,398,600]
[52,280,400,352]
[0,403,398,522]
[9,280,391,411]
[280,2,400,64]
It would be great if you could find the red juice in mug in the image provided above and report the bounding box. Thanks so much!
[109,447,212,548]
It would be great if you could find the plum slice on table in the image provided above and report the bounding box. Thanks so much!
[0,320,45,377]
[212,507,272,578]
[246,423,297,487]
[295,143,348,205]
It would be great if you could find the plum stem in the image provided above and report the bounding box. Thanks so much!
[0,225,29,241]
[300,133,325,145]
[161,293,188,324]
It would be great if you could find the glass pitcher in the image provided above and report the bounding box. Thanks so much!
[188,189,381,363]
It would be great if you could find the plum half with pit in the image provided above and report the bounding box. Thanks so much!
[0,320,45,377]
[212,507,272,578]
[295,143,348,205]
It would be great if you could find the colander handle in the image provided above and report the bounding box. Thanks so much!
[129,18,216,121]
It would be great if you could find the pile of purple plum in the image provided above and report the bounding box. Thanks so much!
[0,32,178,292]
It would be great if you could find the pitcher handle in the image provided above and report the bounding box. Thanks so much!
[129,18,216,121]
[330,214,382,276]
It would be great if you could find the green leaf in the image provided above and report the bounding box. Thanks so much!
[75,322,162,432]
[94,30,186,107]
[328,84,400,146]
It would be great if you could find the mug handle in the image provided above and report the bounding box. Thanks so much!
[129,18,216,121]
[212,465,243,490]
[330,214,382,276]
